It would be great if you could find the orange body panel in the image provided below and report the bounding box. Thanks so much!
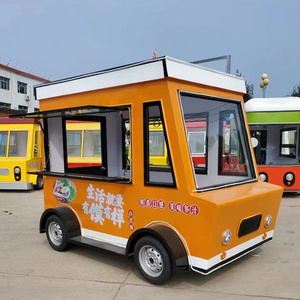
[258,165,300,191]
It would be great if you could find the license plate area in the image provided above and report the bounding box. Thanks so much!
[238,214,262,237]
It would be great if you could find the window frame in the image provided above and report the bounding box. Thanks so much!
[18,105,28,112]
[279,127,297,159]
[17,81,28,94]
[143,101,176,188]
[62,116,107,176]
[0,76,10,90]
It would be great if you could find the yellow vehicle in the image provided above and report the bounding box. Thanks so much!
[0,118,43,190]
[14,57,282,284]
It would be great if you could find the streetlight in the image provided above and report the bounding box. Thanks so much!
[259,73,270,98]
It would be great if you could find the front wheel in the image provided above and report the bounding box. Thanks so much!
[134,236,173,285]
[45,215,68,251]
[34,175,43,190]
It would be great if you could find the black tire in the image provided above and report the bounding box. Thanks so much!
[34,175,43,190]
[45,215,68,251]
[134,236,173,285]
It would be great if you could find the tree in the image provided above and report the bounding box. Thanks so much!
[291,83,300,97]
[236,69,254,102]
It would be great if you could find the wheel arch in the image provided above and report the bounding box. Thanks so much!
[126,224,189,270]
[40,206,81,240]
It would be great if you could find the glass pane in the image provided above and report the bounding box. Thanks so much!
[0,131,8,157]
[186,116,207,173]
[67,131,82,156]
[149,131,165,157]
[8,131,28,157]
[83,130,102,157]
[180,93,254,190]
[220,111,248,175]
[145,103,175,185]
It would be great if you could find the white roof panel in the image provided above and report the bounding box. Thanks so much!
[35,57,246,100]
[245,97,300,112]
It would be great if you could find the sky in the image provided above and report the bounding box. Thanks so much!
[1,0,300,98]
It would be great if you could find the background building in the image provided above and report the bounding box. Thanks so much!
[0,63,50,113]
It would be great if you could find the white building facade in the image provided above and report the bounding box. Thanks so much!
[0,63,50,113]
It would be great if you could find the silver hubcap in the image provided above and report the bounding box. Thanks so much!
[48,221,63,246]
[139,245,163,277]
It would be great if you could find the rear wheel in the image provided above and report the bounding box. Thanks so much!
[134,236,173,285]
[45,215,68,251]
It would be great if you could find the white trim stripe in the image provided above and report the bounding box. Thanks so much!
[36,60,165,100]
[166,58,246,94]
[81,228,128,248]
[190,230,274,273]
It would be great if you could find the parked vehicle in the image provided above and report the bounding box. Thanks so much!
[245,97,300,191]
[13,57,282,284]
[0,118,43,190]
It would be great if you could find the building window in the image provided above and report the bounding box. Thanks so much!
[17,81,27,94]
[0,76,10,90]
[34,108,40,112]
[18,105,28,112]
[0,102,11,109]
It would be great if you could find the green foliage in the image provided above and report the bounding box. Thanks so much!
[291,83,300,97]
[236,69,254,102]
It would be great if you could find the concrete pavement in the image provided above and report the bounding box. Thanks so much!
[0,190,299,300]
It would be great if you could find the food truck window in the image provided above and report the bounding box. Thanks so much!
[8,131,28,157]
[0,131,8,157]
[280,128,297,158]
[180,92,255,191]
[144,102,176,187]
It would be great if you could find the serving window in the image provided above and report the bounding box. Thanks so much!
[23,105,132,183]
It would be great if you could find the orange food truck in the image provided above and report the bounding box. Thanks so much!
[13,57,283,284]
[0,118,43,190]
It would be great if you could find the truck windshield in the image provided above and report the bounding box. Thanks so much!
[180,92,255,190]
[8,131,28,157]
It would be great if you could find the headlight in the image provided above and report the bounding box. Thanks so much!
[14,167,21,174]
[265,215,272,228]
[222,229,232,245]
[286,173,294,181]
[259,173,267,181]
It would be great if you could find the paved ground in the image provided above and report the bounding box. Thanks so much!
[0,190,299,300]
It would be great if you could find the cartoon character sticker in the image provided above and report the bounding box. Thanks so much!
[53,178,77,203]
